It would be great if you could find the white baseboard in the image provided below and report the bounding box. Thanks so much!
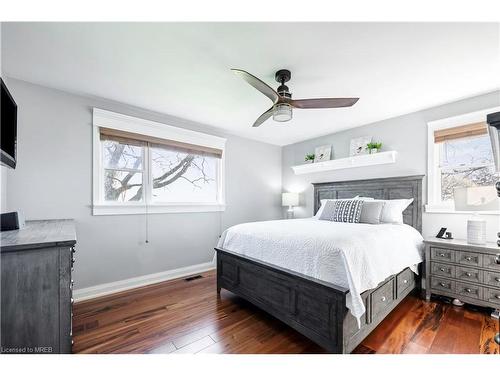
[73,261,216,302]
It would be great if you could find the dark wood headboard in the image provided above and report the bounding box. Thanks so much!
[312,175,424,233]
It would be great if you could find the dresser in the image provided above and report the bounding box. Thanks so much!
[1,220,76,354]
[424,238,500,310]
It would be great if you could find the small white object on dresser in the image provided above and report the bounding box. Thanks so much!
[467,216,487,245]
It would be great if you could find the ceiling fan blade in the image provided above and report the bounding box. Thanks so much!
[232,69,280,103]
[252,107,274,127]
[288,97,359,109]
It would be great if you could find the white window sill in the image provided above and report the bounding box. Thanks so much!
[425,205,500,215]
[92,203,226,216]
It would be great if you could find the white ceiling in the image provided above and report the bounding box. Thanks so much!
[2,22,499,146]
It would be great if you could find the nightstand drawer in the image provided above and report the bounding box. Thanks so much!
[430,276,455,293]
[457,251,482,267]
[456,281,482,300]
[431,262,455,278]
[456,266,482,283]
[483,253,500,271]
[483,271,500,288]
[483,288,500,306]
[430,247,455,263]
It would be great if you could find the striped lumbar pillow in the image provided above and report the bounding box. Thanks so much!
[319,199,364,223]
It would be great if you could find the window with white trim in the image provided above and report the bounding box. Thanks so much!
[427,108,499,213]
[93,109,226,215]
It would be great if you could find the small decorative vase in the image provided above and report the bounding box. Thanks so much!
[369,148,378,154]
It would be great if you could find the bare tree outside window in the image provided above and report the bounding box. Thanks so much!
[439,135,496,201]
[102,140,217,203]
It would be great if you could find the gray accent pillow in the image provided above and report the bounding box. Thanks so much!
[359,201,385,224]
[319,199,363,223]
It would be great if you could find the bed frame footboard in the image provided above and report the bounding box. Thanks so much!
[216,247,418,354]
[216,247,348,353]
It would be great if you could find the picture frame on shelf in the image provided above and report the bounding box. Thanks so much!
[349,136,372,156]
[314,145,332,162]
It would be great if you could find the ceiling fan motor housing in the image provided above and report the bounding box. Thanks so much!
[275,69,292,98]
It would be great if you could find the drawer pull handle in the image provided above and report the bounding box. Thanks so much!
[440,267,445,272]
[403,279,408,284]
[381,296,386,302]
[439,253,445,257]
[495,277,500,282]
[495,255,500,265]
[495,295,500,299]
[465,288,472,293]
[71,297,74,304]
[439,282,447,287]
[465,256,472,261]
[466,272,472,277]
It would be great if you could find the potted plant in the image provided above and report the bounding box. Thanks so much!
[304,153,315,163]
[366,142,382,154]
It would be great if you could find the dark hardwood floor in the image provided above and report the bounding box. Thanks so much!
[72,271,499,354]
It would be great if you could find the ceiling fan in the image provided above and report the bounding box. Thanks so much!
[232,68,359,127]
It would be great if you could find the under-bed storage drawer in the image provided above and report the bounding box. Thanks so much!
[396,268,415,298]
[370,279,395,320]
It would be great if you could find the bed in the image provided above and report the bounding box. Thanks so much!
[215,175,424,353]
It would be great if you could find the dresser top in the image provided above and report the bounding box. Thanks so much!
[424,237,500,254]
[0,219,76,253]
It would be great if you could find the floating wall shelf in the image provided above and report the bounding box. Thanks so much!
[291,151,397,175]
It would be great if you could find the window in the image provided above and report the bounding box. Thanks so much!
[93,109,226,215]
[427,108,500,213]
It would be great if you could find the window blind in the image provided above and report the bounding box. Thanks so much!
[434,122,488,143]
[99,127,223,158]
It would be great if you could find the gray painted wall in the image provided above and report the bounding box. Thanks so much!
[4,78,282,289]
[282,91,500,242]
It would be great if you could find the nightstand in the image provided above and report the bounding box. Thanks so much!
[424,238,500,311]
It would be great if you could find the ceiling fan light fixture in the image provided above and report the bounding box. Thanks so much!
[273,103,293,122]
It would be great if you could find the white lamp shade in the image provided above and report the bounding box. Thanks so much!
[282,192,299,207]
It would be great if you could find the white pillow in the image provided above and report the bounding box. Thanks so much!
[375,198,413,224]
[313,199,330,218]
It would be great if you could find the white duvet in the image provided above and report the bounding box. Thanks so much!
[217,218,424,325]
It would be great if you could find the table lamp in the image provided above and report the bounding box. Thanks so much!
[282,192,299,219]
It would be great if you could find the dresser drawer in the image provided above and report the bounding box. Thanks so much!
[483,288,500,307]
[430,276,455,293]
[456,266,482,284]
[457,251,482,267]
[483,253,500,271]
[371,280,395,319]
[430,247,455,263]
[396,268,415,298]
[456,281,482,300]
[431,262,455,278]
[483,270,500,288]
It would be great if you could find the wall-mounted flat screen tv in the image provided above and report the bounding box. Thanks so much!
[1,78,17,169]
